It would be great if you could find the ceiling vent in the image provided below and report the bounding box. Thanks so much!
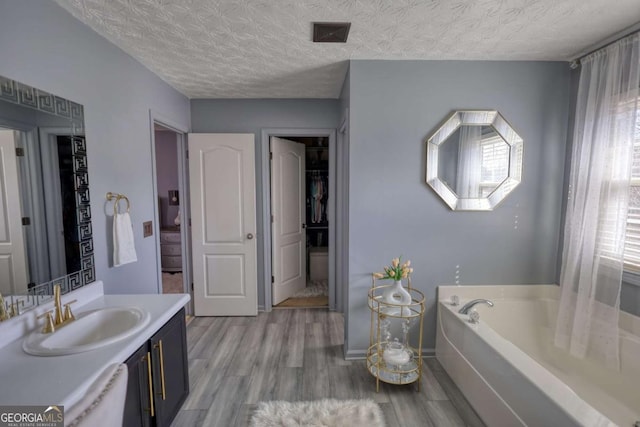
[313,22,351,43]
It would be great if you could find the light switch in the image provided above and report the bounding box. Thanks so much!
[143,221,153,238]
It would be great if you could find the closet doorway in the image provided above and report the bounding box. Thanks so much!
[263,129,337,311]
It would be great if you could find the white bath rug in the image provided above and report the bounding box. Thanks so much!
[250,398,385,427]
[293,280,328,298]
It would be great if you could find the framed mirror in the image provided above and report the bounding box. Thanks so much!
[0,75,94,315]
[426,110,523,211]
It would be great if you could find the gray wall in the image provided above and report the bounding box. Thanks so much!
[191,99,341,308]
[346,60,570,355]
[0,1,191,294]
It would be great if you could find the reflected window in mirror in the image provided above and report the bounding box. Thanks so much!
[426,110,523,211]
[0,75,93,316]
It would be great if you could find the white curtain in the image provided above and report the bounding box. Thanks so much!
[555,34,640,370]
[456,125,482,198]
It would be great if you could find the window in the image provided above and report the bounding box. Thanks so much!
[479,135,509,197]
[624,109,640,273]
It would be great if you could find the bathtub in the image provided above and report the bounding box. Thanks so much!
[436,285,640,427]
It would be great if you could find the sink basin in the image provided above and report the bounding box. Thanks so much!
[23,307,151,356]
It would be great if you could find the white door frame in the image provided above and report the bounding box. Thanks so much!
[149,110,191,312]
[261,128,338,312]
[336,109,349,315]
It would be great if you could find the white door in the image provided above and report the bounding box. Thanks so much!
[271,137,306,305]
[189,133,257,316]
[0,130,28,295]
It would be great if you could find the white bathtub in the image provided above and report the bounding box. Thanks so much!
[436,285,640,427]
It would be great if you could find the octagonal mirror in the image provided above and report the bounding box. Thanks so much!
[426,110,523,211]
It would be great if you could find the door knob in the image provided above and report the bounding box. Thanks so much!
[247,233,254,240]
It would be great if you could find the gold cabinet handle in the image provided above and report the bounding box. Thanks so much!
[145,352,155,417]
[154,340,167,400]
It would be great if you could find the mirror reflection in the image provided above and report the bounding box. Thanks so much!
[426,110,523,211]
[0,75,94,313]
[437,126,510,198]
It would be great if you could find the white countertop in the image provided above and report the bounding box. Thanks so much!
[0,281,190,408]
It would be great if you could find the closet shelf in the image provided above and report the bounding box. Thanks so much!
[306,169,328,172]
[307,225,328,230]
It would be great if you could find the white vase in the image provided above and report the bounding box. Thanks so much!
[382,280,412,316]
[383,339,411,366]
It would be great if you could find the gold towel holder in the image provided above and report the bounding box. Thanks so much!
[106,192,131,215]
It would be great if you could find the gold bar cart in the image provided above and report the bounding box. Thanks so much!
[366,275,425,392]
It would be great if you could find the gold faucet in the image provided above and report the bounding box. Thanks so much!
[46,284,77,331]
[8,300,23,317]
[0,294,9,321]
[37,311,56,334]
[33,285,78,333]
[54,284,64,325]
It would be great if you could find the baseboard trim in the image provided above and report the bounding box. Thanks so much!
[345,347,436,360]
[422,348,436,357]
[345,349,367,360]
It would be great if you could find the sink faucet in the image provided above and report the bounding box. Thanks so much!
[53,284,77,326]
[8,300,23,317]
[458,299,494,314]
[0,294,9,321]
[38,285,77,333]
[54,284,64,325]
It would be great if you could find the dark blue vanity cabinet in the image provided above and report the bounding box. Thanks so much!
[124,308,189,427]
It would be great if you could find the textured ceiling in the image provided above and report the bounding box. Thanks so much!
[54,0,640,99]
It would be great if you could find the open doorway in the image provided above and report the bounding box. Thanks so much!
[265,131,336,311]
[151,119,190,303]
[154,124,183,293]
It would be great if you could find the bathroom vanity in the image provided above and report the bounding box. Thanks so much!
[0,281,190,426]
[124,307,188,427]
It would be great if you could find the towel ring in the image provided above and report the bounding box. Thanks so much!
[106,192,130,215]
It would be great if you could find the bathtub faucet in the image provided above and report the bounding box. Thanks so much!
[458,299,494,314]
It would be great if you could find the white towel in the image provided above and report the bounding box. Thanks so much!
[113,212,137,267]
[65,364,128,427]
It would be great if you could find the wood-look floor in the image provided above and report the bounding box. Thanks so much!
[171,309,485,427]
